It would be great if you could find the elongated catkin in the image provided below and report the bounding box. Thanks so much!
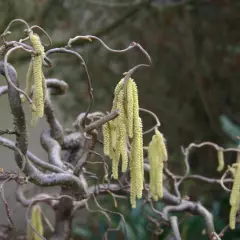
[148,129,167,201]
[229,162,240,229]
[217,148,224,172]
[31,56,44,126]
[27,204,44,240]
[102,78,144,208]
[29,32,45,126]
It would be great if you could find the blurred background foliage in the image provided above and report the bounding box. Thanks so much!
[1,0,240,239]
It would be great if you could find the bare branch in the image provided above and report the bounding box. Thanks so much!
[40,129,64,169]
[163,201,215,237]
[139,107,161,135]
[169,216,181,240]
[85,110,120,133]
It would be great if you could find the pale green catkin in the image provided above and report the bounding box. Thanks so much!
[148,137,155,195]
[229,162,240,229]
[29,32,45,126]
[126,79,134,138]
[230,163,240,206]
[31,55,44,126]
[148,129,168,201]
[27,204,44,240]
[217,148,224,172]
[229,203,239,230]
[155,129,168,162]
[103,123,111,156]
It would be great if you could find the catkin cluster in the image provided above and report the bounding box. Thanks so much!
[103,78,144,208]
[21,31,46,126]
[27,204,44,240]
[229,160,240,229]
[148,129,168,201]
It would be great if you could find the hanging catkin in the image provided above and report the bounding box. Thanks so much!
[103,123,111,156]
[217,148,224,172]
[102,78,144,208]
[126,79,134,138]
[148,129,167,201]
[229,161,240,229]
[27,204,44,240]
[29,32,46,126]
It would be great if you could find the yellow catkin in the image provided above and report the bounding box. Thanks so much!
[103,123,111,156]
[102,78,144,208]
[112,131,121,179]
[111,88,125,179]
[149,135,158,200]
[120,129,128,172]
[135,119,144,199]
[112,154,119,179]
[148,129,167,201]
[126,79,134,138]
[138,117,144,182]
[107,122,115,159]
[29,32,45,126]
[110,122,117,151]
[129,154,137,208]
[155,129,168,162]
[230,163,240,206]
[217,149,224,172]
[131,81,144,200]
[117,90,128,172]
[103,80,123,179]
[229,202,239,230]
[31,56,44,126]
[27,204,44,240]
[229,162,240,229]
[110,81,124,150]
[114,78,124,96]
[156,160,164,198]
[148,138,156,196]
[29,32,45,58]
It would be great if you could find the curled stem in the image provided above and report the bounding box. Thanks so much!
[139,107,161,135]
[46,47,93,128]
[29,25,52,48]
[67,35,152,65]
[4,45,34,103]
[1,19,30,40]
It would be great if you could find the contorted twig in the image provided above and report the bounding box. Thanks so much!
[4,45,35,103]
[139,107,161,134]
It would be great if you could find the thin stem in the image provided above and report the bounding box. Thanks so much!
[46,47,93,128]
[1,19,30,39]
[0,178,15,229]
[67,35,152,65]
[4,45,34,103]
[29,26,52,47]
[139,107,161,135]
